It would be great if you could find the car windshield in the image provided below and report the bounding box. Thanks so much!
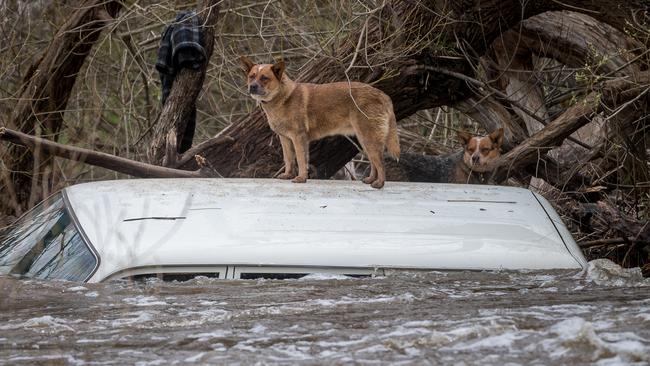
[0,193,97,282]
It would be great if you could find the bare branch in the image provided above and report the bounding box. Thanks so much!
[0,127,213,179]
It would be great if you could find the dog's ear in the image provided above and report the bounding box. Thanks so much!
[457,131,472,146]
[271,59,285,81]
[489,128,504,148]
[239,55,255,75]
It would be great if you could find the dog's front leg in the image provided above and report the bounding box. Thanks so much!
[277,135,296,179]
[291,135,309,183]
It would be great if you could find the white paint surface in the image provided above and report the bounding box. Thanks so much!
[62,178,586,282]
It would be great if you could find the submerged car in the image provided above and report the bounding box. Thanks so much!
[0,178,587,283]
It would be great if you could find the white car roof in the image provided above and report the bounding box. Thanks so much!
[62,179,586,282]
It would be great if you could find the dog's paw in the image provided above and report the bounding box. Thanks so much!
[370,180,385,189]
[277,173,295,180]
[362,176,374,184]
[292,176,307,183]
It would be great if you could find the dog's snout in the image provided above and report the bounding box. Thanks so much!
[249,83,264,95]
[471,155,480,164]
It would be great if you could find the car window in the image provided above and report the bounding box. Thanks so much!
[129,272,221,282]
[0,193,97,282]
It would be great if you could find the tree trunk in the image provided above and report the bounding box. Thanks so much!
[147,1,220,166]
[1,0,122,215]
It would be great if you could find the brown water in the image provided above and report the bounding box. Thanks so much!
[0,259,648,365]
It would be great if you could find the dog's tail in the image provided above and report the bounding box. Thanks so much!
[385,111,400,161]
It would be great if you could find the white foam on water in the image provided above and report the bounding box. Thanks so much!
[230,343,259,353]
[634,313,650,321]
[122,295,168,306]
[400,320,435,327]
[318,349,343,357]
[403,346,421,357]
[76,338,111,344]
[450,331,528,351]
[146,308,231,328]
[210,343,228,352]
[583,259,650,287]
[197,300,227,306]
[249,323,267,333]
[353,344,390,355]
[8,354,84,365]
[67,286,88,292]
[237,293,416,318]
[530,303,597,315]
[549,317,650,363]
[377,318,525,355]
[135,360,166,366]
[118,350,144,356]
[508,272,560,286]
[478,308,550,320]
[176,308,230,322]
[335,293,417,305]
[432,287,474,298]
[0,315,75,333]
[317,338,368,348]
[531,274,558,282]
[298,273,352,280]
[446,323,519,345]
[84,291,99,298]
[380,327,435,339]
[184,352,205,363]
[267,344,315,361]
[109,311,155,327]
[187,329,230,341]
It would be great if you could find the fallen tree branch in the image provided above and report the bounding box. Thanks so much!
[0,127,215,179]
[423,65,592,149]
[489,73,650,182]
[580,238,622,248]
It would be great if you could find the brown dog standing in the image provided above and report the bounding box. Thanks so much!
[240,56,400,189]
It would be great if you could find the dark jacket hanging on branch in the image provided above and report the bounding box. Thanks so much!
[155,11,206,153]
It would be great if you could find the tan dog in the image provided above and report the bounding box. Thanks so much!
[240,56,400,189]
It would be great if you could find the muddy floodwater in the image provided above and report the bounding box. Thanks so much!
[0,259,649,365]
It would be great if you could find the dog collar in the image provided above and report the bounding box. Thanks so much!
[460,161,489,184]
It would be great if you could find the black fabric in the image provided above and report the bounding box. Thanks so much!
[156,11,205,153]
